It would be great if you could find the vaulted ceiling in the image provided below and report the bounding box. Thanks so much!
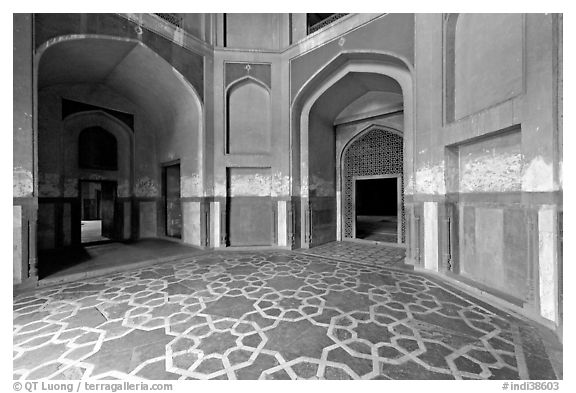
[311,71,403,126]
[38,37,200,131]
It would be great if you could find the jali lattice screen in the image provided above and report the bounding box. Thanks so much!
[342,128,405,242]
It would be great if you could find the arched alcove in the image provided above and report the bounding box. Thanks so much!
[445,13,523,121]
[226,77,271,154]
[78,126,118,171]
[291,51,414,249]
[34,34,205,279]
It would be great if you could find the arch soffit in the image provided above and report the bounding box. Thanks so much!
[36,34,204,113]
[292,51,413,115]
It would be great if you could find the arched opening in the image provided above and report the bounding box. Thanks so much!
[291,52,414,251]
[78,126,118,171]
[77,126,119,243]
[341,126,404,244]
[35,35,204,279]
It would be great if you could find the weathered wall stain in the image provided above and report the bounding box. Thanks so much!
[117,180,130,198]
[13,167,33,197]
[271,173,290,196]
[460,152,523,192]
[522,156,556,192]
[309,174,335,197]
[415,163,446,195]
[38,172,60,197]
[181,174,203,197]
[134,177,159,197]
[404,173,415,195]
[63,179,78,197]
[229,171,271,197]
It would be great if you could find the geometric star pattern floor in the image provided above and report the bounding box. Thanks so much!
[298,241,407,269]
[13,250,560,380]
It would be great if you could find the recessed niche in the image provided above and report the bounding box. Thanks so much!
[445,14,523,122]
[226,78,271,154]
[445,125,522,194]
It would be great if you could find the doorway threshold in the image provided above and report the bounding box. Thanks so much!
[345,237,406,248]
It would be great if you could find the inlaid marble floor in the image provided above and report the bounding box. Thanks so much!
[13,251,560,380]
[299,241,406,268]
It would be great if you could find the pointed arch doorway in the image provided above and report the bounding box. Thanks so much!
[340,126,405,245]
[291,51,414,250]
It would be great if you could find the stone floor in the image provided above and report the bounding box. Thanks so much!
[299,241,406,268]
[13,250,561,380]
[356,216,398,243]
[38,239,205,281]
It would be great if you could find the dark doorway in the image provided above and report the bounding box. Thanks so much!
[80,180,116,244]
[354,176,400,243]
[163,163,182,239]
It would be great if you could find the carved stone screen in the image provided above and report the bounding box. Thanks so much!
[342,128,404,242]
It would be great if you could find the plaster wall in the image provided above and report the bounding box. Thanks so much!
[413,13,562,325]
[453,14,523,120]
[179,14,209,42]
[13,14,34,284]
[211,47,288,248]
[225,14,283,50]
[14,14,34,199]
[13,206,23,284]
[154,97,203,200]
[227,80,271,154]
[289,14,414,101]
[307,106,337,246]
[226,168,273,246]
